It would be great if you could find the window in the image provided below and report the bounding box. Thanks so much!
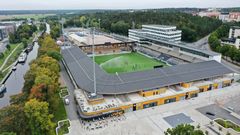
[164,98,176,104]
[190,93,198,98]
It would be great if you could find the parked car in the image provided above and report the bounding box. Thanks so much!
[206,112,215,116]
[12,66,17,71]
[0,84,6,94]
[18,52,27,63]
[64,98,70,105]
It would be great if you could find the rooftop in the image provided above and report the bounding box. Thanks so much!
[231,26,240,29]
[69,33,122,46]
[142,25,177,29]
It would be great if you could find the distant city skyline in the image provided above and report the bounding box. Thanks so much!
[0,0,240,10]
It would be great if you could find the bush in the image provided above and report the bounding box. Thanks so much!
[6,44,11,50]
[0,71,4,78]
[0,53,4,59]
[47,51,62,61]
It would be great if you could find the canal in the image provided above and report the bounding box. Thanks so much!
[0,42,39,108]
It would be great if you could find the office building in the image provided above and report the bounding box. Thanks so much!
[129,25,182,43]
[229,26,240,39]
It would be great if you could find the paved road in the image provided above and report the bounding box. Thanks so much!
[186,35,240,73]
[185,35,210,50]
[60,61,83,135]
[222,59,240,73]
[46,23,50,34]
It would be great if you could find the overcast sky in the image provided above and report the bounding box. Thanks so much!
[0,0,240,10]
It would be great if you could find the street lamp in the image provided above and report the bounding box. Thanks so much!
[91,27,97,97]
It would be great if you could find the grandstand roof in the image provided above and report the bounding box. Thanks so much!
[61,46,234,95]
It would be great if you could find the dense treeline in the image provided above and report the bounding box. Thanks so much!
[9,23,37,46]
[208,22,240,63]
[48,21,61,39]
[39,23,46,32]
[64,11,222,42]
[165,124,204,135]
[0,33,61,135]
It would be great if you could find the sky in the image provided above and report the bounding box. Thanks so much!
[0,0,240,10]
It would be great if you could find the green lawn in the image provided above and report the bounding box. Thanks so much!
[3,44,24,69]
[95,52,167,73]
[0,43,20,66]
[52,88,67,123]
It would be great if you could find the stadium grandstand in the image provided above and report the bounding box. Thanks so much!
[61,44,236,119]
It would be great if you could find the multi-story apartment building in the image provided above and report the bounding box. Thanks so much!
[129,25,182,43]
[229,12,240,22]
[0,22,17,41]
[0,26,7,41]
[229,26,240,39]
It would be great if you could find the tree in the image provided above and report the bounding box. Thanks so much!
[0,105,28,135]
[22,38,28,48]
[65,10,222,42]
[0,132,16,135]
[79,16,87,27]
[6,44,11,50]
[111,21,130,35]
[0,53,4,59]
[9,23,37,44]
[9,33,18,43]
[39,23,46,31]
[233,51,240,62]
[227,47,237,61]
[219,45,231,57]
[164,124,204,135]
[49,21,61,39]
[0,71,4,78]
[182,26,197,42]
[47,50,62,61]
[24,99,55,135]
[29,84,47,100]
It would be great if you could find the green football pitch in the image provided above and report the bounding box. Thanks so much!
[94,52,167,73]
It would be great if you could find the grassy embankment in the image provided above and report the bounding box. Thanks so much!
[0,43,23,80]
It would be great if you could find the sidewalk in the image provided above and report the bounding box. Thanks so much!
[65,82,240,135]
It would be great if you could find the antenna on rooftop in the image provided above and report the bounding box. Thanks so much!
[91,27,97,97]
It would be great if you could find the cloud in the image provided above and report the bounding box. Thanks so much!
[0,0,239,10]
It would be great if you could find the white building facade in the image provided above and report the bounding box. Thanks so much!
[129,25,182,43]
[229,26,240,39]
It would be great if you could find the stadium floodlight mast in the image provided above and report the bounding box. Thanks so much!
[91,27,97,97]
